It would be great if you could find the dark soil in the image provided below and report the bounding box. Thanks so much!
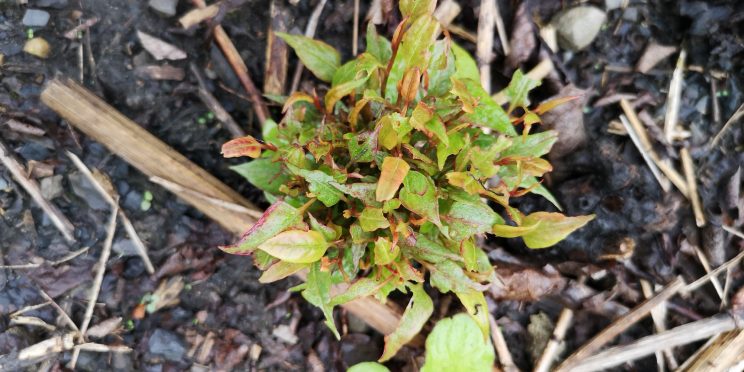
[1,0,742,371]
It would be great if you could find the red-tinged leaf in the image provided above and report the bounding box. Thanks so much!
[399,171,442,228]
[379,283,433,362]
[282,92,314,113]
[535,95,582,115]
[219,201,302,255]
[221,136,262,158]
[376,157,410,201]
[521,212,595,249]
[259,261,309,283]
[257,230,329,263]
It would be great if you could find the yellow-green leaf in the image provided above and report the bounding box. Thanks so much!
[455,289,490,339]
[399,171,442,227]
[491,220,541,238]
[359,207,390,232]
[374,237,399,265]
[259,261,309,283]
[220,201,302,255]
[521,212,595,249]
[420,313,494,372]
[400,0,436,18]
[385,15,440,101]
[277,32,340,82]
[257,230,329,263]
[302,262,340,338]
[376,157,410,201]
[379,283,433,362]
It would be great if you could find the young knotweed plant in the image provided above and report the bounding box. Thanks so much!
[220,0,594,362]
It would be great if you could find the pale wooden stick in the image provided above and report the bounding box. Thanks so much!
[640,279,678,369]
[433,0,461,26]
[710,102,744,148]
[684,246,744,293]
[493,59,553,104]
[533,308,574,372]
[567,312,744,372]
[490,313,520,372]
[663,49,686,143]
[690,244,723,300]
[37,288,81,334]
[619,114,670,192]
[556,277,686,371]
[150,176,263,219]
[477,0,496,93]
[681,147,706,227]
[65,151,155,274]
[289,0,327,94]
[493,0,509,56]
[677,330,744,372]
[0,333,76,370]
[10,301,52,317]
[70,206,118,369]
[264,0,290,96]
[190,0,270,124]
[0,140,75,242]
[619,99,690,197]
[179,2,220,29]
[352,0,360,56]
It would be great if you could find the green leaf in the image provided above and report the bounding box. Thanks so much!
[298,169,345,207]
[399,171,442,227]
[366,23,392,63]
[399,0,436,18]
[424,117,449,146]
[220,201,302,254]
[452,43,479,81]
[429,260,487,293]
[331,182,380,206]
[530,181,563,211]
[302,262,340,338]
[349,362,390,372]
[492,220,541,238]
[385,15,440,101]
[436,131,466,170]
[379,283,433,362]
[262,118,281,144]
[257,230,329,263]
[376,157,410,201]
[259,261,309,283]
[421,314,494,372]
[277,32,340,82]
[359,207,390,232]
[409,233,463,263]
[441,193,504,242]
[501,131,558,158]
[521,212,595,249]
[308,213,340,241]
[427,40,455,97]
[374,237,399,265]
[330,277,386,306]
[456,78,515,135]
[230,158,290,195]
[505,69,541,112]
[326,53,382,112]
[461,238,479,272]
[454,289,490,339]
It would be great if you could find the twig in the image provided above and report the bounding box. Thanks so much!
[289,0,327,93]
[490,313,520,372]
[50,246,91,265]
[190,0,270,124]
[10,316,56,332]
[493,0,509,56]
[0,246,90,270]
[684,243,744,293]
[477,0,496,93]
[75,343,132,353]
[677,330,744,372]
[690,242,724,303]
[680,147,706,227]
[190,63,245,137]
[710,102,744,148]
[0,333,76,370]
[352,0,360,56]
[619,114,670,192]
[640,279,678,369]
[150,176,263,219]
[70,206,118,369]
[493,59,553,104]
[179,2,220,29]
[566,312,744,372]
[66,151,155,274]
[0,140,75,242]
[556,277,686,371]
[533,308,573,372]
[433,0,461,27]
[446,24,478,43]
[10,301,52,317]
[264,0,290,96]
[619,99,690,197]
[663,49,686,143]
[711,78,721,125]
[37,288,81,334]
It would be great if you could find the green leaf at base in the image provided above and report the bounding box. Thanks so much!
[379,283,433,362]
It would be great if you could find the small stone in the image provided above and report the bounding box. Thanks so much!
[147,329,186,362]
[68,171,108,210]
[40,175,63,200]
[148,0,179,17]
[22,9,50,27]
[604,0,622,10]
[552,6,607,51]
[23,37,51,59]
[622,7,639,22]
[35,0,69,9]
[272,324,298,344]
[113,239,140,257]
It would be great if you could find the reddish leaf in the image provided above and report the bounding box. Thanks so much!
[376,157,410,201]
[221,136,262,158]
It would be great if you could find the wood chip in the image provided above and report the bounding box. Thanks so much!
[134,65,185,80]
[636,42,678,74]
[179,2,220,29]
[137,30,187,61]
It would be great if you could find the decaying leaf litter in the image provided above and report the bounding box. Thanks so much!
[1,0,743,371]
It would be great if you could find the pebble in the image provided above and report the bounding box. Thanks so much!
[40,175,63,200]
[147,329,186,362]
[148,0,179,17]
[68,171,109,210]
[113,239,140,257]
[604,0,623,10]
[623,7,639,22]
[22,9,50,27]
[552,6,607,51]
[35,0,69,9]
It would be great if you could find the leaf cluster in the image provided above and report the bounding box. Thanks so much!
[221,0,594,362]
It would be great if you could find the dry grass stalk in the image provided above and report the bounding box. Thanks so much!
[640,279,678,369]
[190,63,245,137]
[0,140,76,242]
[533,308,574,372]
[493,59,553,104]
[663,49,686,143]
[433,0,461,26]
[264,0,290,95]
[352,0,360,56]
[37,288,81,334]
[684,239,744,293]
[0,333,75,370]
[489,313,520,372]
[690,243,724,301]
[289,0,327,93]
[446,24,477,43]
[568,312,744,372]
[150,176,263,219]
[619,99,690,196]
[710,102,744,148]
[619,114,670,192]
[677,330,744,372]
[178,2,220,29]
[66,151,155,274]
[189,0,270,124]
[556,277,686,371]
[493,0,509,56]
[680,147,706,227]
[477,0,496,93]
